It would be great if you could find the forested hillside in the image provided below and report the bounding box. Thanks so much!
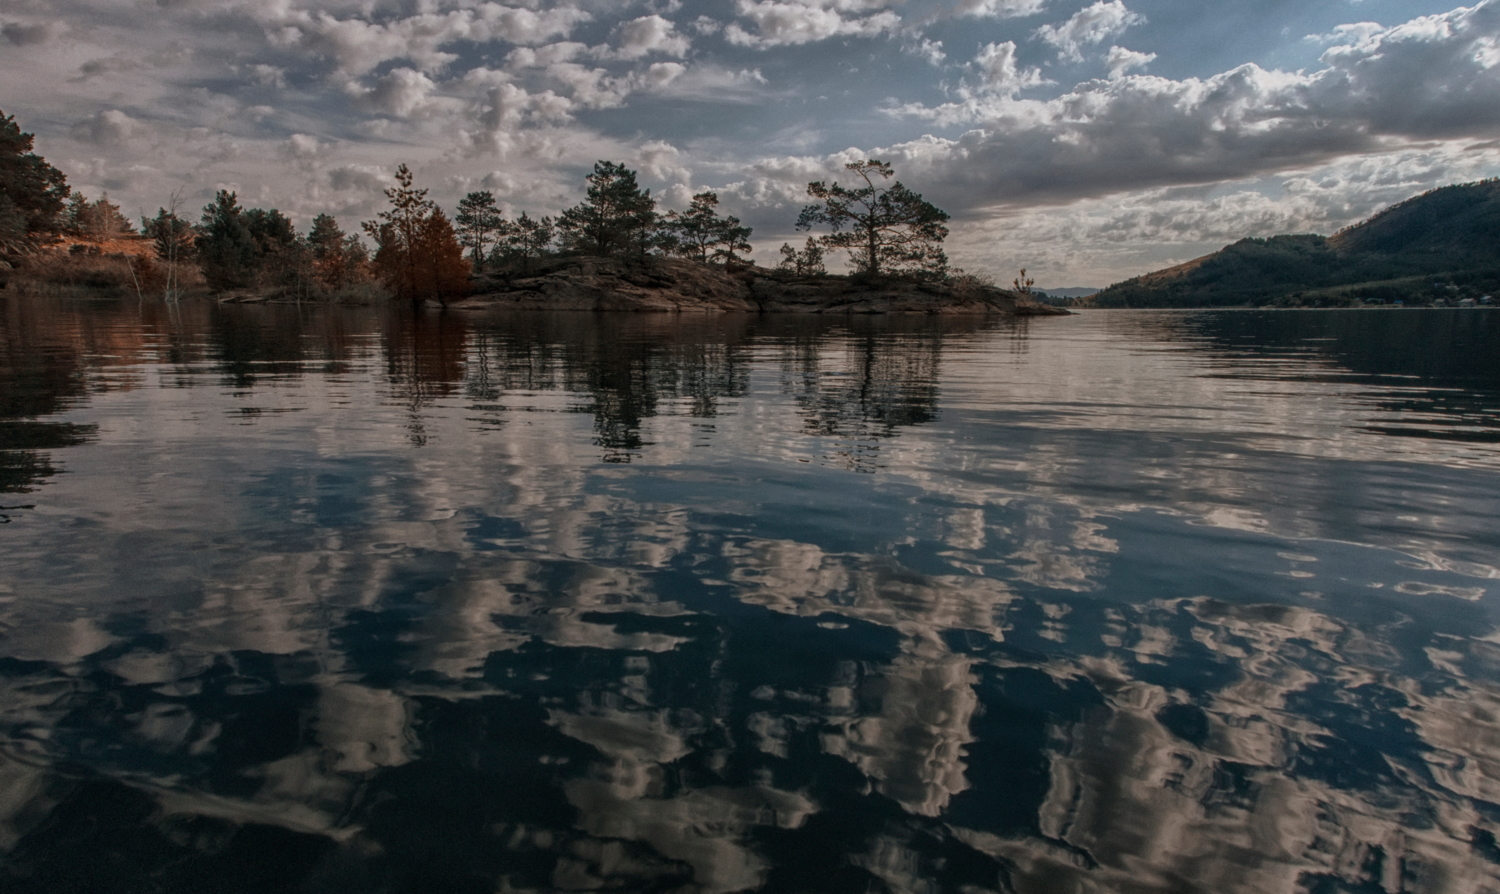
[1093,180,1500,307]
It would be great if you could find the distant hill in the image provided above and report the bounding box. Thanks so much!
[1092,179,1500,307]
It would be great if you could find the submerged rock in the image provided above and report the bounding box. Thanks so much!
[453,257,1071,315]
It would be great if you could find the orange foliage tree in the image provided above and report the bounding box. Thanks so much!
[363,164,469,303]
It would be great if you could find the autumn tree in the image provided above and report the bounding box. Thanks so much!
[455,190,502,271]
[661,191,752,264]
[557,161,656,259]
[364,164,469,302]
[0,109,70,256]
[307,213,368,292]
[413,209,470,301]
[796,159,949,279]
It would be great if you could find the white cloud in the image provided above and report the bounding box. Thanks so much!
[351,67,445,117]
[505,41,588,69]
[634,139,689,181]
[907,38,946,65]
[1305,21,1384,45]
[610,15,691,59]
[277,4,593,75]
[544,62,635,109]
[71,109,139,146]
[1104,45,1155,78]
[284,133,324,160]
[889,0,1500,208]
[953,0,1048,19]
[969,41,1048,95]
[249,63,287,88]
[637,61,688,89]
[725,0,901,48]
[1035,0,1144,62]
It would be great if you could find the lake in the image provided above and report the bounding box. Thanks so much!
[1,297,1498,893]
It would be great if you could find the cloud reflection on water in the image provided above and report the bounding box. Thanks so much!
[0,298,1498,891]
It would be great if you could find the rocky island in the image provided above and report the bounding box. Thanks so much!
[455,256,1070,315]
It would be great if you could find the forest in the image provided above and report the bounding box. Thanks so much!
[1,110,968,305]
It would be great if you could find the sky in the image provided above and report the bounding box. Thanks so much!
[3,0,1500,286]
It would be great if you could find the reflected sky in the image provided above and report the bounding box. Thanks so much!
[1,299,1499,893]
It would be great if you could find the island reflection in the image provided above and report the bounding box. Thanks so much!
[1,297,1498,893]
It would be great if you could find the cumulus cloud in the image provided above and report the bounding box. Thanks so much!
[71,109,139,146]
[283,133,324,160]
[328,164,388,192]
[907,38,946,65]
[1104,45,1155,78]
[277,4,593,75]
[351,67,444,117]
[887,0,1500,209]
[1035,0,1144,61]
[969,41,1048,95]
[249,63,287,88]
[726,0,901,48]
[609,15,691,59]
[953,0,1048,19]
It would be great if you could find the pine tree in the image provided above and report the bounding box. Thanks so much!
[557,161,656,259]
[0,109,70,255]
[662,191,752,264]
[364,164,436,300]
[777,237,825,276]
[66,192,135,239]
[796,159,949,279]
[455,190,502,271]
[196,190,258,291]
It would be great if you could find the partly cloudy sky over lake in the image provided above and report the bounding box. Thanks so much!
[4,0,1499,285]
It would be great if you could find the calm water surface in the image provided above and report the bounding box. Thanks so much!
[1,298,1499,893]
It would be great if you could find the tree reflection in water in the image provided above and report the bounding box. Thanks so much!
[0,297,1498,893]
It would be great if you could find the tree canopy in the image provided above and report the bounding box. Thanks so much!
[661,191,752,264]
[455,190,503,271]
[197,190,258,291]
[796,159,949,279]
[363,164,469,302]
[0,110,70,255]
[557,161,656,259]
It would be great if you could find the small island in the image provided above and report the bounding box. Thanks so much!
[453,255,1067,315]
[1,112,1065,316]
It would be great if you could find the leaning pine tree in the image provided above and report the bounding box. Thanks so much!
[796,159,949,280]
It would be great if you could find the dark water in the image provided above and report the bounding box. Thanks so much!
[2,298,1499,894]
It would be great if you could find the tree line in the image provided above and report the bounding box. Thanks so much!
[3,108,957,304]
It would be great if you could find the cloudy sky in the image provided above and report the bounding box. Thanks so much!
[4,0,1500,285]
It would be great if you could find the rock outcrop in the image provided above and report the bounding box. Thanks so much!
[452,257,1070,315]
